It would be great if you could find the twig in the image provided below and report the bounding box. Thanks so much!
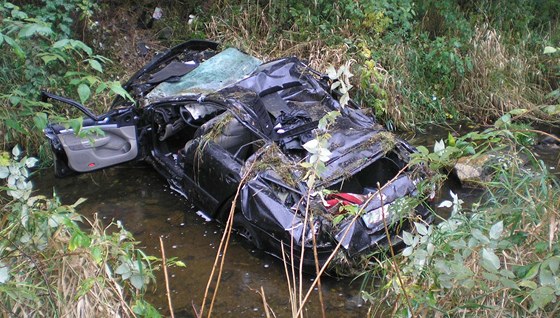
[378,182,414,317]
[159,237,175,318]
[200,160,256,318]
[260,286,273,318]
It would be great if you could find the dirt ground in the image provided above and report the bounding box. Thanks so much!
[81,2,206,80]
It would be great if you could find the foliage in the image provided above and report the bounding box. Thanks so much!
[0,1,131,158]
[382,167,560,316]
[196,0,558,128]
[543,45,560,115]
[362,116,560,316]
[0,146,161,317]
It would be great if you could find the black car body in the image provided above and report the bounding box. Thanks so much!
[43,40,431,273]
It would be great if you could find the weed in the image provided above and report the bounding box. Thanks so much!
[0,2,131,159]
[363,116,560,316]
[0,146,161,317]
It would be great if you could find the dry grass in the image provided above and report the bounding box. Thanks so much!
[457,25,549,123]
[203,2,349,73]
[1,216,137,318]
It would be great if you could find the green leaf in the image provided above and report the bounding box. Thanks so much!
[77,84,91,104]
[402,246,414,257]
[548,256,559,274]
[543,46,557,54]
[109,81,133,102]
[402,231,414,246]
[133,299,162,317]
[4,118,26,133]
[40,52,65,64]
[530,286,555,312]
[88,59,103,73]
[76,277,96,299]
[73,232,91,249]
[535,241,548,253]
[508,108,528,116]
[68,117,83,133]
[482,248,500,270]
[0,263,10,283]
[18,23,53,38]
[95,82,108,94]
[3,35,25,58]
[499,277,519,290]
[115,262,132,278]
[0,167,8,178]
[326,65,337,80]
[12,145,21,158]
[53,39,93,56]
[463,145,476,155]
[519,280,537,289]
[489,221,503,240]
[414,222,428,236]
[471,229,489,244]
[91,246,103,264]
[496,113,511,128]
[9,95,21,106]
[539,268,555,286]
[332,214,345,226]
[415,145,429,156]
[129,274,145,290]
[25,157,38,168]
[482,271,499,282]
[523,264,540,280]
[33,112,48,130]
[447,132,456,146]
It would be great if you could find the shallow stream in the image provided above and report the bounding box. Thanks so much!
[33,124,558,317]
[34,166,368,317]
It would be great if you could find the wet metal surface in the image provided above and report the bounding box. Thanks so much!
[33,164,368,317]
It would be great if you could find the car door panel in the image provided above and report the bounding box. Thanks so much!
[42,91,140,176]
[56,125,138,172]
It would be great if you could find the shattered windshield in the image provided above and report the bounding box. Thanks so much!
[146,48,262,101]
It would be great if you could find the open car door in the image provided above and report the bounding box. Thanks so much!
[42,92,140,177]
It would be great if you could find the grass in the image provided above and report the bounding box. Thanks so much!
[361,128,560,317]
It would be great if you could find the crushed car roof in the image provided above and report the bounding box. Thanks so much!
[146,48,262,101]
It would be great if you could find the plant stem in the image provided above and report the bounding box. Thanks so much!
[159,237,175,318]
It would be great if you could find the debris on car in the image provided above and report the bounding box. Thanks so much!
[42,40,432,274]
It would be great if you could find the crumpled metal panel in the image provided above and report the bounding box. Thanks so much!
[241,174,305,243]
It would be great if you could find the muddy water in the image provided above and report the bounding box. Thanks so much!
[32,124,558,317]
[34,165,368,317]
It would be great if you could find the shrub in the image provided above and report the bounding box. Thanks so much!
[361,117,560,317]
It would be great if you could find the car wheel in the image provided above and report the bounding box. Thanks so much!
[233,212,263,250]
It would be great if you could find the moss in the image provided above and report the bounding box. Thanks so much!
[365,131,397,155]
[247,143,303,188]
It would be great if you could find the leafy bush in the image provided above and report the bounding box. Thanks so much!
[0,1,129,158]
[0,146,161,317]
[362,117,560,316]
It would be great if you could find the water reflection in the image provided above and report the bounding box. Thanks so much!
[33,165,368,317]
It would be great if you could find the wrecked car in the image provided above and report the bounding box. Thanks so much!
[43,40,431,272]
